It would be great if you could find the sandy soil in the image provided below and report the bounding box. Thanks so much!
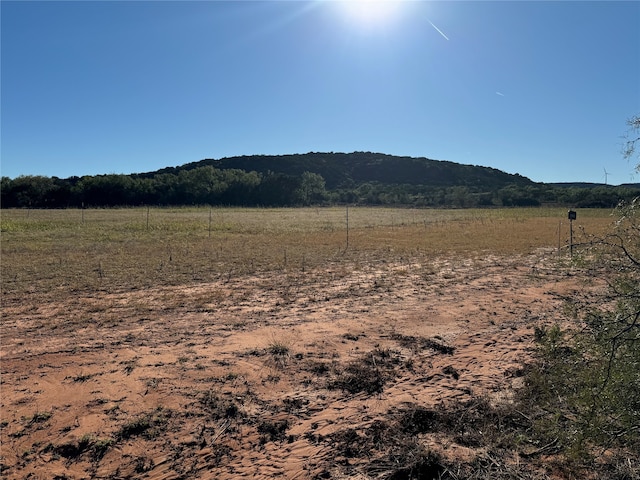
[1,251,593,479]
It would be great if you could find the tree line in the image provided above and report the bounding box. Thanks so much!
[2,166,639,208]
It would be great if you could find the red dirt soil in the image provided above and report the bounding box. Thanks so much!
[1,252,593,479]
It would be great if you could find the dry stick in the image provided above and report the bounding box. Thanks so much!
[519,437,559,458]
[441,466,460,480]
[208,206,212,238]
[211,419,231,443]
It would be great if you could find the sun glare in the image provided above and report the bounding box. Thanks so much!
[336,0,406,31]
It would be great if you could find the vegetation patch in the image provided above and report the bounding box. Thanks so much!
[325,417,446,479]
[45,434,114,461]
[327,348,403,395]
[510,197,640,474]
[67,372,99,383]
[1,207,614,297]
[303,359,332,376]
[200,390,240,420]
[257,419,290,443]
[434,398,528,449]
[322,398,555,479]
[391,333,455,355]
[26,411,53,425]
[117,408,171,440]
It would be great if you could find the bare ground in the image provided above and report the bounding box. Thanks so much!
[1,251,594,479]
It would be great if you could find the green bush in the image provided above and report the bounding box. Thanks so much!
[522,198,640,463]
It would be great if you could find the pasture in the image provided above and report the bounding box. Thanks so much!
[1,206,611,296]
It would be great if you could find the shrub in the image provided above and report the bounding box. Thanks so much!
[521,198,640,462]
[117,408,170,440]
[327,348,402,395]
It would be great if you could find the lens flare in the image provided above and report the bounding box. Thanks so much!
[336,0,405,31]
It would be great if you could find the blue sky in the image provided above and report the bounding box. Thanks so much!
[2,1,639,183]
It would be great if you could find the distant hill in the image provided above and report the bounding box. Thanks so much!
[143,152,534,190]
[3,152,639,208]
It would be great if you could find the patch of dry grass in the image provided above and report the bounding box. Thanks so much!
[1,207,613,300]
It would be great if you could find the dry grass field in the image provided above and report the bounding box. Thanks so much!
[0,207,617,479]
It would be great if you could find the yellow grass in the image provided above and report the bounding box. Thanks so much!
[1,207,614,298]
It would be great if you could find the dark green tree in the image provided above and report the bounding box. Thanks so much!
[74,174,136,206]
[256,172,300,206]
[1,175,58,207]
[294,172,328,205]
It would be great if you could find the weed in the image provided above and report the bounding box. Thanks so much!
[117,407,170,440]
[433,397,520,448]
[46,434,114,461]
[69,372,97,382]
[442,365,460,380]
[265,336,294,368]
[326,417,447,479]
[104,404,121,416]
[327,348,402,395]
[118,416,151,440]
[391,333,455,355]
[145,377,162,389]
[26,411,52,425]
[91,437,114,460]
[282,397,308,413]
[121,359,137,375]
[368,448,445,480]
[257,419,290,443]
[303,359,332,378]
[322,396,551,478]
[342,332,360,341]
[133,455,154,473]
[267,342,290,357]
[264,374,281,383]
[200,390,239,420]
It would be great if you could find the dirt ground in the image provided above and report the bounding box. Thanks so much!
[1,251,593,479]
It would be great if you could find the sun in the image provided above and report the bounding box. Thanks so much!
[335,0,406,31]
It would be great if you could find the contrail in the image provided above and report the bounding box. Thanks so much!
[496,91,505,96]
[427,18,449,41]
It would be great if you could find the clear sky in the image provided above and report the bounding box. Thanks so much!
[2,1,639,184]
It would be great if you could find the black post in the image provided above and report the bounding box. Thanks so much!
[568,210,577,258]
